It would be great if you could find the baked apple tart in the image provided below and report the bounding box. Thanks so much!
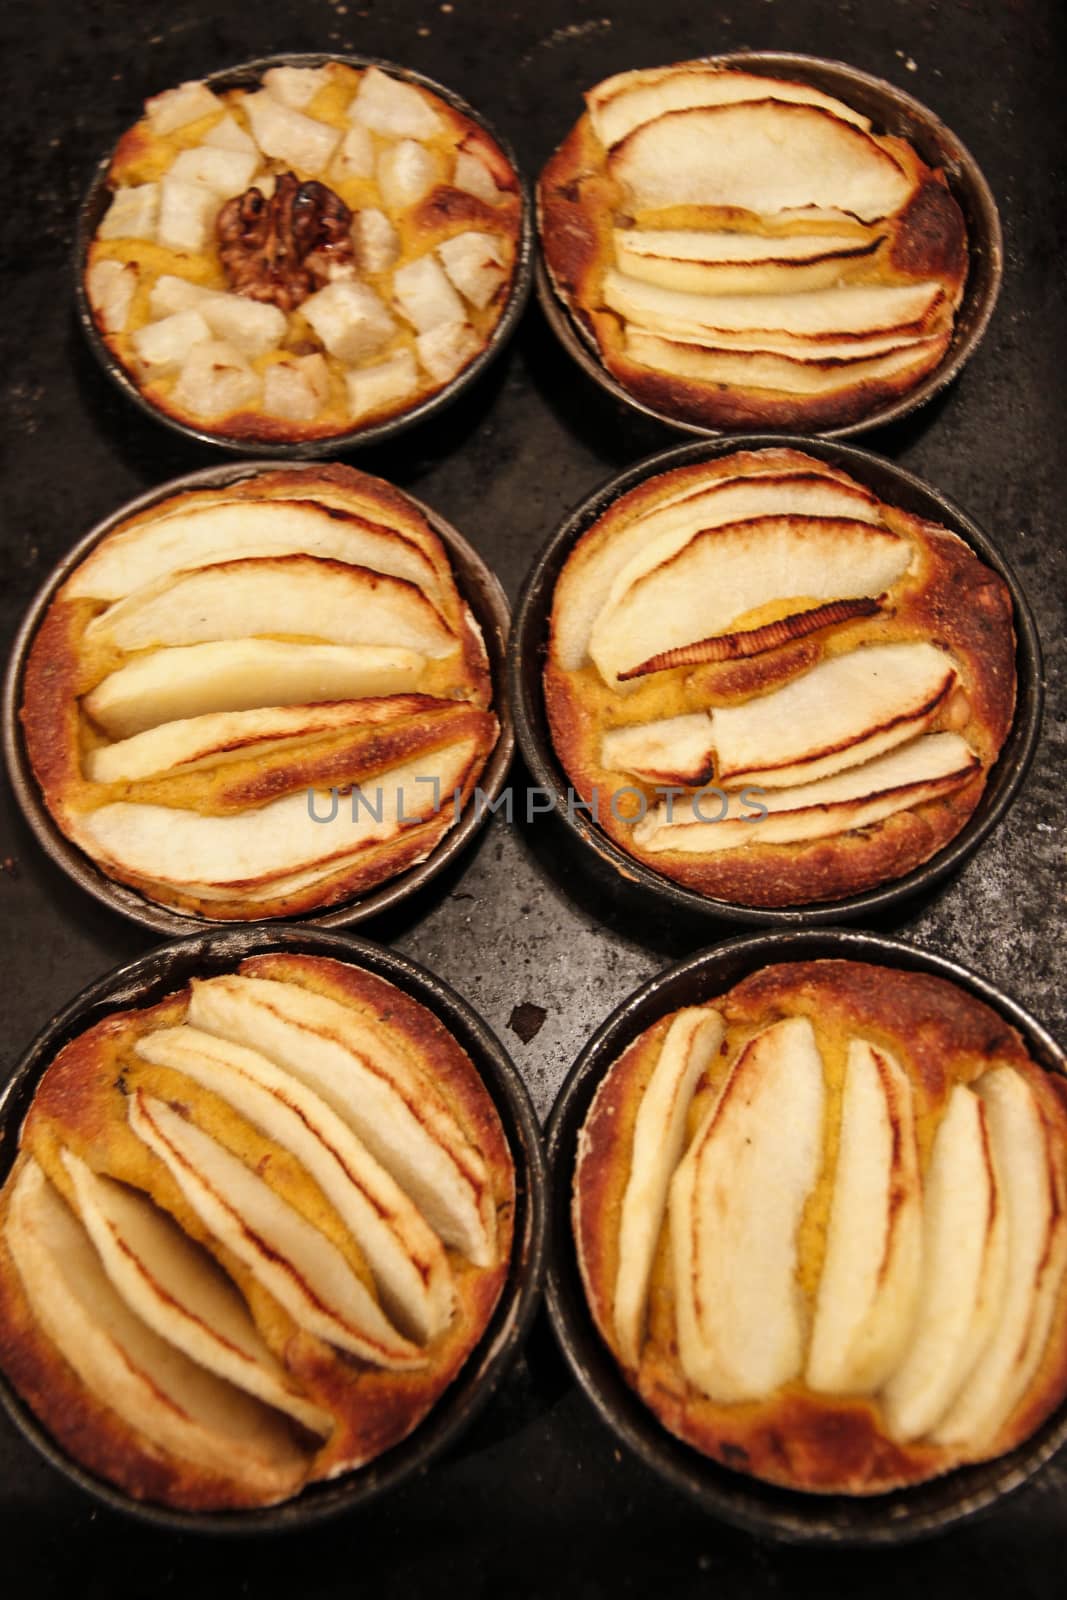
[83,61,523,442]
[539,61,968,430]
[543,446,1015,907]
[20,464,499,919]
[574,960,1067,1493]
[0,952,514,1511]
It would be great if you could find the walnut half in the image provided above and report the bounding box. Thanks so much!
[216,172,356,312]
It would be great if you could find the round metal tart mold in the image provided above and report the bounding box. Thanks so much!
[508,432,1043,928]
[536,49,1002,441]
[0,924,548,1534]
[2,458,515,934]
[545,926,1067,1545]
[75,52,534,456]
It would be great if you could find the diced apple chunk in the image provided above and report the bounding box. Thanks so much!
[350,66,443,140]
[252,174,276,200]
[377,140,438,210]
[452,150,503,204]
[132,310,213,373]
[173,340,261,417]
[200,294,287,357]
[87,259,138,333]
[345,351,419,419]
[148,274,212,318]
[393,256,465,333]
[243,91,341,176]
[98,183,160,242]
[145,80,220,135]
[157,179,220,253]
[332,123,375,182]
[302,280,395,362]
[262,65,331,109]
[415,320,481,383]
[263,354,330,421]
[168,145,259,199]
[203,113,257,154]
[352,207,399,274]
[438,231,508,309]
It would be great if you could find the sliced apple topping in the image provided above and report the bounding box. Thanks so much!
[135,1027,455,1344]
[881,1086,1008,1442]
[60,1151,332,1436]
[669,1016,825,1401]
[807,1040,922,1394]
[613,1007,724,1368]
[587,65,872,149]
[624,329,946,397]
[587,514,912,686]
[609,102,914,220]
[83,639,427,739]
[614,228,883,296]
[710,642,960,788]
[932,1069,1067,1449]
[600,714,714,787]
[6,1159,309,1496]
[186,975,496,1266]
[128,1091,423,1369]
[85,555,458,659]
[632,733,980,855]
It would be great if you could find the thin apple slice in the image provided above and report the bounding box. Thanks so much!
[711,642,959,789]
[128,1092,422,1368]
[601,713,716,786]
[186,975,496,1266]
[807,1040,922,1394]
[615,228,883,296]
[881,1086,1008,1442]
[630,322,933,360]
[588,514,911,686]
[932,1069,1067,1449]
[632,733,980,855]
[625,328,947,396]
[135,1026,455,1344]
[669,1016,825,1401]
[66,499,444,604]
[85,556,457,658]
[609,102,913,220]
[5,1159,310,1495]
[603,270,945,345]
[613,1007,724,1368]
[85,701,393,784]
[60,1151,331,1436]
[83,640,427,740]
[588,65,872,147]
[75,738,478,890]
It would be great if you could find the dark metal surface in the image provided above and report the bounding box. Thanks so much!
[509,432,1044,925]
[0,0,1064,1592]
[546,928,1067,1546]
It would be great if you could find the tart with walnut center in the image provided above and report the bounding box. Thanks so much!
[574,960,1067,1494]
[83,60,524,443]
[544,446,1015,908]
[19,463,499,920]
[0,952,515,1511]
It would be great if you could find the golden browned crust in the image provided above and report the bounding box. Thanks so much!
[0,955,515,1510]
[543,448,1016,909]
[573,960,1067,1495]
[537,73,968,432]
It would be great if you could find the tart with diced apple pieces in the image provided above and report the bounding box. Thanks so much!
[0,952,515,1511]
[539,61,968,430]
[544,446,1015,907]
[20,463,499,919]
[573,960,1067,1493]
[84,62,523,441]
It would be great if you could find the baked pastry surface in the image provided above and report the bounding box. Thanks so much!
[539,62,968,430]
[544,446,1015,907]
[573,960,1067,1494]
[0,952,515,1511]
[85,62,523,441]
[21,463,499,919]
